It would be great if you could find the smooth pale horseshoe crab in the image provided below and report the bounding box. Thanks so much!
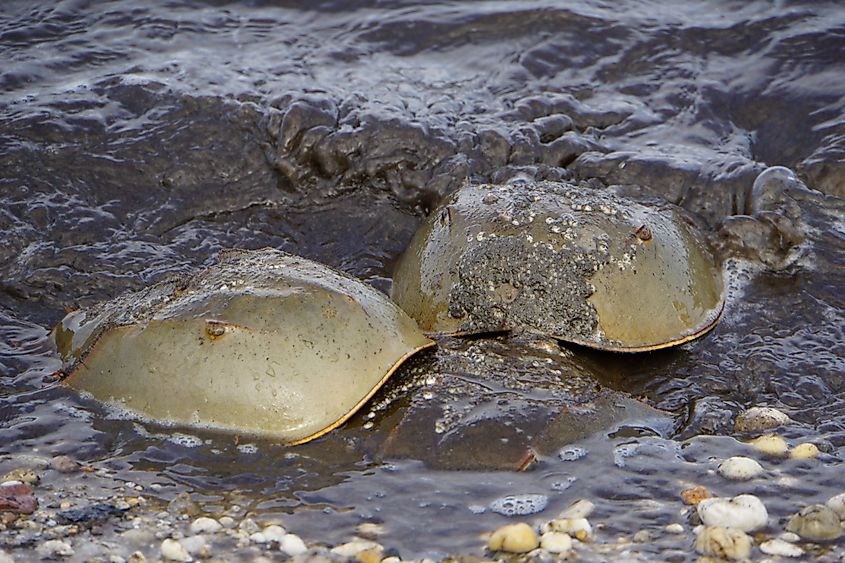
[51,249,433,444]
[392,181,725,352]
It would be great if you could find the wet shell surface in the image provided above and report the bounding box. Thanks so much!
[391,181,725,351]
[52,249,434,444]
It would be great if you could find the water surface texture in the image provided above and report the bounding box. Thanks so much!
[1,1,844,559]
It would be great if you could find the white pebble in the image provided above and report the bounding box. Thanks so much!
[218,516,236,528]
[665,523,684,534]
[180,536,208,557]
[160,539,192,562]
[262,525,286,543]
[697,494,768,532]
[760,538,804,557]
[694,526,752,560]
[249,532,268,544]
[778,532,801,543]
[0,550,13,563]
[36,541,74,558]
[543,517,592,540]
[826,492,845,519]
[280,534,308,556]
[540,531,572,553]
[189,517,221,534]
[718,456,764,480]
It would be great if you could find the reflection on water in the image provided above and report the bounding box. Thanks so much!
[1,0,844,557]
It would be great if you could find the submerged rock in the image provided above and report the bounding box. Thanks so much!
[747,434,789,456]
[718,456,764,480]
[786,504,843,541]
[734,406,790,433]
[0,481,37,515]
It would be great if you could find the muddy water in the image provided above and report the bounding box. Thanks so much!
[1,0,844,559]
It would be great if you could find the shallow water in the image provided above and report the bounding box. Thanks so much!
[1,0,844,560]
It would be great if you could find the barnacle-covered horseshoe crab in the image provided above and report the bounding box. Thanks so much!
[391,181,725,352]
[51,249,434,444]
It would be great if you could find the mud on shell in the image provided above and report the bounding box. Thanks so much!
[391,181,725,352]
[51,248,434,443]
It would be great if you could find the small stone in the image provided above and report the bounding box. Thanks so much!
[778,532,801,542]
[826,492,845,519]
[540,531,572,553]
[250,532,268,544]
[189,517,222,534]
[280,533,308,556]
[697,494,768,532]
[128,552,147,563]
[543,517,592,540]
[487,523,539,553]
[694,526,752,560]
[238,518,260,534]
[734,406,790,432]
[167,493,200,517]
[331,540,382,558]
[161,539,192,562]
[120,528,156,548]
[760,538,804,557]
[665,523,684,534]
[790,443,820,460]
[36,540,74,558]
[262,524,286,543]
[1,468,40,485]
[0,550,13,563]
[558,499,594,519]
[718,456,764,480]
[0,481,37,514]
[632,530,650,543]
[180,536,209,558]
[218,516,236,528]
[747,434,789,456]
[50,455,81,473]
[356,548,382,563]
[680,486,712,506]
[785,504,842,541]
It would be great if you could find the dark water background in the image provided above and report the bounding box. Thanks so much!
[1,0,844,559]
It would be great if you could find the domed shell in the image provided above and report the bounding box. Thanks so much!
[52,249,433,443]
[391,182,725,351]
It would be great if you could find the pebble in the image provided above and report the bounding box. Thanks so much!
[280,533,308,556]
[785,504,843,541]
[790,442,820,460]
[356,522,386,539]
[128,552,146,563]
[218,516,236,528]
[558,499,594,519]
[0,468,39,485]
[189,517,221,534]
[540,531,572,553]
[331,540,382,558]
[697,494,768,532]
[160,539,192,562]
[665,523,684,534]
[694,526,752,560]
[180,536,209,558]
[632,530,650,543]
[826,492,845,519]
[0,550,12,563]
[760,538,804,557]
[0,481,37,514]
[734,406,790,432]
[487,523,539,553]
[238,518,260,534]
[50,455,81,473]
[747,434,789,456]
[543,517,592,541]
[262,524,286,543]
[36,540,75,558]
[778,532,801,543]
[167,493,200,517]
[680,485,711,506]
[718,456,764,480]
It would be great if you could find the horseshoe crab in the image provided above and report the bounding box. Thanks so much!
[391,181,725,352]
[51,249,433,444]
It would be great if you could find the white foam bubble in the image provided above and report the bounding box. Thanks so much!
[489,494,549,517]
